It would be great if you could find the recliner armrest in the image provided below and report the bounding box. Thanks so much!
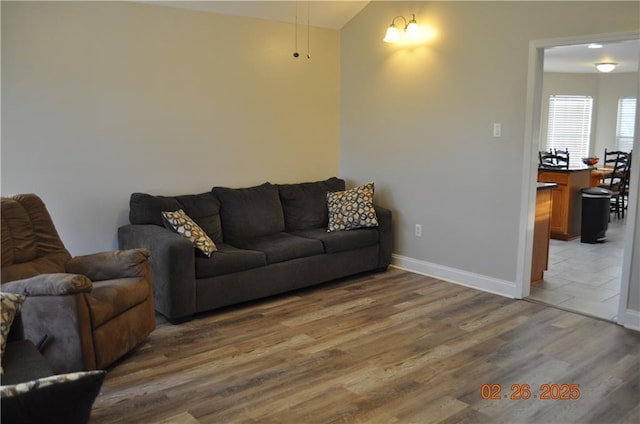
[1,274,92,297]
[66,249,151,281]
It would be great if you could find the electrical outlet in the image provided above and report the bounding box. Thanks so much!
[415,224,422,237]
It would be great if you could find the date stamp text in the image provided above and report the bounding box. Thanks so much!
[480,384,581,400]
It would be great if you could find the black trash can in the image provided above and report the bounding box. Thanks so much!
[581,187,612,243]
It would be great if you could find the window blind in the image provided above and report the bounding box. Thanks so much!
[616,97,636,153]
[546,95,593,168]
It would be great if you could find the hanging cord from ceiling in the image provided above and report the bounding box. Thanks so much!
[293,1,311,60]
[306,1,311,59]
[293,2,299,58]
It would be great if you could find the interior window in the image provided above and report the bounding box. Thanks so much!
[616,97,636,153]
[546,95,593,168]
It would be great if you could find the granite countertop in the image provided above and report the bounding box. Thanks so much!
[538,165,592,172]
[537,182,558,190]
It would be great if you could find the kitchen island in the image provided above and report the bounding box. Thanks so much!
[537,166,592,240]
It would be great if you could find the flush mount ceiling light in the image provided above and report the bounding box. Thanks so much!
[595,62,617,73]
[588,43,603,49]
[383,14,420,43]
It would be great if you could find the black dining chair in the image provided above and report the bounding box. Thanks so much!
[600,152,632,219]
[554,148,570,168]
[603,148,624,168]
[538,149,569,169]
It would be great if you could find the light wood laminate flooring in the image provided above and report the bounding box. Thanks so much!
[528,218,626,322]
[91,268,639,423]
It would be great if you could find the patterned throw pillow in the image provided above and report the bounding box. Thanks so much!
[327,182,379,232]
[0,370,106,424]
[161,209,217,257]
[0,370,104,397]
[1,293,26,374]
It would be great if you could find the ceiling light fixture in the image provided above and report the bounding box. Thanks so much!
[588,43,603,49]
[595,62,617,73]
[384,14,420,43]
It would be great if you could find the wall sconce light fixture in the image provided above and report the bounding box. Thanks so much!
[384,14,420,43]
[595,62,617,73]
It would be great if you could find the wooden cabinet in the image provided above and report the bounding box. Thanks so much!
[531,184,554,285]
[537,168,591,240]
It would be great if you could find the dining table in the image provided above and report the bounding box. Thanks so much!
[590,167,614,187]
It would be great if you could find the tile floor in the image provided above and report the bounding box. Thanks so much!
[527,217,626,322]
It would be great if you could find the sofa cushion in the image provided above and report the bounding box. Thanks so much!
[162,209,217,257]
[0,370,105,424]
[195,244,267,278]
[213,183,285,242]
[231,233,324,264]
[327,182,379,232]
[129,192,223,244]
[129,193,182,226]
[292,228,379,254]
[1,195,71,283]
[174,193,223,244]
[278,177,345,231]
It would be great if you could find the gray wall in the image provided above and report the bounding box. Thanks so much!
[340,2,638,297]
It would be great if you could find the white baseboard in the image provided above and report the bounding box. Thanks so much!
[620,309,640,331]
[391,254,517,299]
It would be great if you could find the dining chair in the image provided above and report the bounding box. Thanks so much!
[614,151,632,219]
[554,148,570,168]
[603,148,621,169]
[600,152,632,219]
[538,149,569,169]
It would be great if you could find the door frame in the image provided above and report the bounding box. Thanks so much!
[516,31,640,327]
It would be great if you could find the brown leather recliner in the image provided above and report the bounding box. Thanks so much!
[1,193,155,373]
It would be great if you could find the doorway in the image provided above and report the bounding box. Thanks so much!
[519,32,639,325]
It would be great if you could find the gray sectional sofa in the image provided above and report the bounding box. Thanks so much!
[118,178,393,323]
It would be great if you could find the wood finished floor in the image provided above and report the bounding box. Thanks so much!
[91,268,640,424]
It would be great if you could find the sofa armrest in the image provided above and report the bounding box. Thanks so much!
[1,274,92,297]
[66,249,151,281]
[118,224,196,322]
[374,204,393,269]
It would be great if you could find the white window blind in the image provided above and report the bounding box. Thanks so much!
[616,97,636,153]
[546,95,593,168]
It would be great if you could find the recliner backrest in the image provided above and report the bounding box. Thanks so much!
[1,194,71,283]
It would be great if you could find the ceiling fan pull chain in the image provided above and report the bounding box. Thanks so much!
[307,1,311,59]
[293,2,299,58]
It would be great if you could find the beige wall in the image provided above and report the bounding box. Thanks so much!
[340,2,638,286]
[1,1,340,254]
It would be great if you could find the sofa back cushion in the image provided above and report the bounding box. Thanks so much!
[129,192,223,244]
[278,177,345,231]
[1,194,71,284]
[213,182,285,242]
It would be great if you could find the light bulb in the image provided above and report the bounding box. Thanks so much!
[595,63,617,73]
[405,16,420,38]
[384,25,400,43]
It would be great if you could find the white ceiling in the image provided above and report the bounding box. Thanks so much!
[544,38,640,74]
[140,1,370,30]
[139,1,638,74]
